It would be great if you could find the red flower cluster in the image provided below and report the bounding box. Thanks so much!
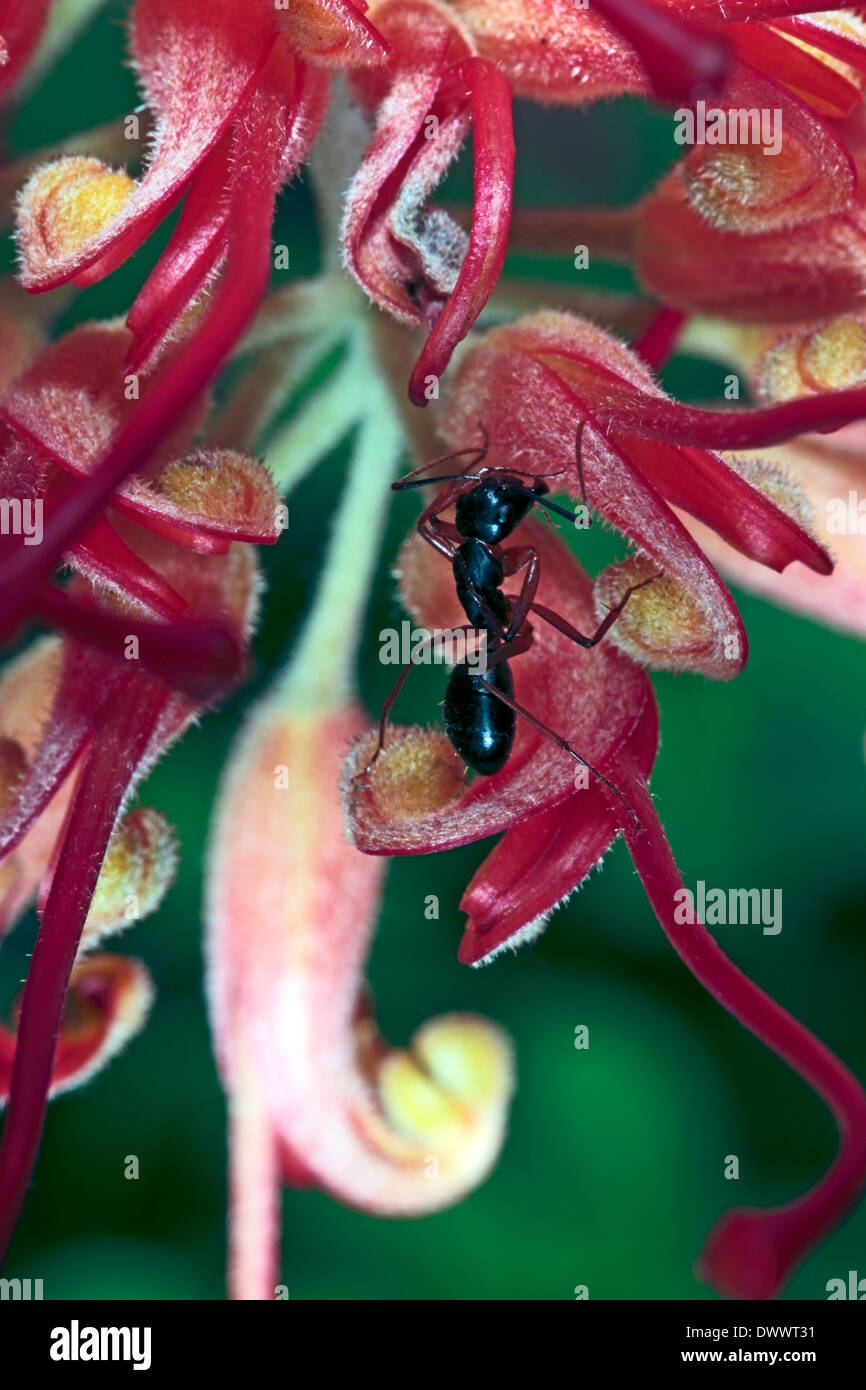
[0,0,862,1304]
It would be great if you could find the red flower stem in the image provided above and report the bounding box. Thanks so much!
[619,767,866,1299]
[632,306,686,372]
[33,583,244,703]
[0,679,168,1266]
[0,143,277,641]
[590,0,731,105]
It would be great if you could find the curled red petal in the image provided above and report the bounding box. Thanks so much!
[0,955,154,1104]
[407,56,514,405]
[619,433,831,576]
[16,0,275,291]
[458,696,658,965]
[676,62,856,235]
[342,3,465,324]
[441,314,833,581]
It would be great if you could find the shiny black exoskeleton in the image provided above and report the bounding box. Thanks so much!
[444,474,551,775]
[442,653,514,776]
[359,430,651,822]
[454,474,544,546]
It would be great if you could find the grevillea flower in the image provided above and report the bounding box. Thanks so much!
[207,405,511,1298]
[342,0,515,405]
[627,14,866,323]
[0,533,259,1261]
[343,512,866,1299]
[435,310,831,678]
[674,313,866,635]
[0,0,338,644]
[0,317,281,625]
[1,0,865,1307]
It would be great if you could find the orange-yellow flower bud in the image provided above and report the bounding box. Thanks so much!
[758,318,866,401]
[347,725,466,824]
[18,157,134,263]
[82,808,177,946]
[155,450,280,540]
[594,556,721,673]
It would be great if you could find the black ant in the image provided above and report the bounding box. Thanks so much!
[358,426,657,824]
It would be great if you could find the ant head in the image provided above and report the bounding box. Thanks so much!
[454,474,537,544]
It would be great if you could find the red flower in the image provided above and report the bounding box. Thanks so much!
[0,536,260,1263]
[343,512,866,1300]
[342,0,515,404]
[207,416,511,1297]
[437,311,831,678]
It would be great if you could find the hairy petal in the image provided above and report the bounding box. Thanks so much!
[209,697,513,1223]
[459,698,659,966]
[270,0,389,66]
[15,0,274,291]
[0,955,154,1104]
[683,430,866,638]
[344,519,654,851]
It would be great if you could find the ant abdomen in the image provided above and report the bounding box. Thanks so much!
[443,660,515,777]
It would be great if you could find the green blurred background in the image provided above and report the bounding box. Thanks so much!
[2,1,865,1300]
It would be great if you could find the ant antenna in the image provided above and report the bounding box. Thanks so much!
[391,428,490,493]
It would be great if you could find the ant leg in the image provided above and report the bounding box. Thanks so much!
[483,631,533,668]
[530,573,661,650]
[414,478,475,559]
[499,545,540,640]
[510,425,594,528]
[418,513,460,561]
[356,625,480,778]
[477,664,641,827]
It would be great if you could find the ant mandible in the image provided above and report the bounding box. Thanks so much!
[358,425,657,824]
